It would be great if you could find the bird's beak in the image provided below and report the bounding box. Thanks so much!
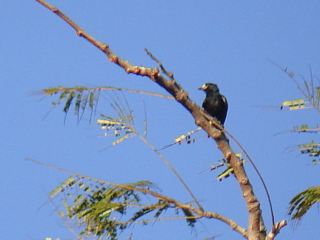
[198,84,207,91]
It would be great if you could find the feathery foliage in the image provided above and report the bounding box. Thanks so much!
[280,98,305,110]
[279,66,320,164]
[298,141,320,161]
[279,66,320,221]
[43,86,100,121]
[278,64,320,112]
[215,153,243,181]
[43,87,199,238]
[159,127,201,150]
[288,186,320,221]
[97,115,135,146]
[43,86,173,122]
[50,175,196,239]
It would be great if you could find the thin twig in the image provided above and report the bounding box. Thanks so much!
[98,86,174,99]
[159,127,202,151]
[43,86,174,100]
[143,101,148,137]
[144,48,174,80]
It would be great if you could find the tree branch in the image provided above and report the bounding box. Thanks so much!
[36,0,159,78]
[28,157,247,238]
[133,185,248,239]
[35,1,286,239]
[42,86,174,100]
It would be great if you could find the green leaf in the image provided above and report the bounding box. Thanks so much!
[63,92,75,113]
[181,208,196,227]
[304,80,311,100]
[89,91,95,110]
[299,141,320,158]
[281,98,305,110]
[50,176,77,198]
[75,92,82,118]
[80,92,89,120]
[216,166,234,181]
[288,186,320,220]
[43,87,62,96]
[296,124,309,132]
[51,176,197,239]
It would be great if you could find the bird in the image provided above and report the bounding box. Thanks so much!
[199,83,228,125]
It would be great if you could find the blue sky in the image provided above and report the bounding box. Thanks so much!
[1,0,320,239]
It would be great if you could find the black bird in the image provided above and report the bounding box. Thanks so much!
[199,83,228,125]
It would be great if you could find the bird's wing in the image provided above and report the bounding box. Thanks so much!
[219,95,228,124]
[221,95,228,110]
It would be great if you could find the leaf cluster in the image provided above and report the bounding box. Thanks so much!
[288,186,320,220]
[43,86,100,122]
[279,66,320,222]
[279,67,320,163]
[50,176,196,239]
[298,141,320,161]
[279,65,320,111]
[97,116,135,146]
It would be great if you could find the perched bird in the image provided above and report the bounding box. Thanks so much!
[199,83,228,125]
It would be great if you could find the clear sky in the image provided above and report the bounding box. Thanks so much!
[1,1,320,239]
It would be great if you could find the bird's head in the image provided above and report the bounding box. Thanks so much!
[198,83,220,94]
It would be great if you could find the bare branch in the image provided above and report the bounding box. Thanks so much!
[144,48,174,79]
[132,183,248,238]
[36,0,160,78]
